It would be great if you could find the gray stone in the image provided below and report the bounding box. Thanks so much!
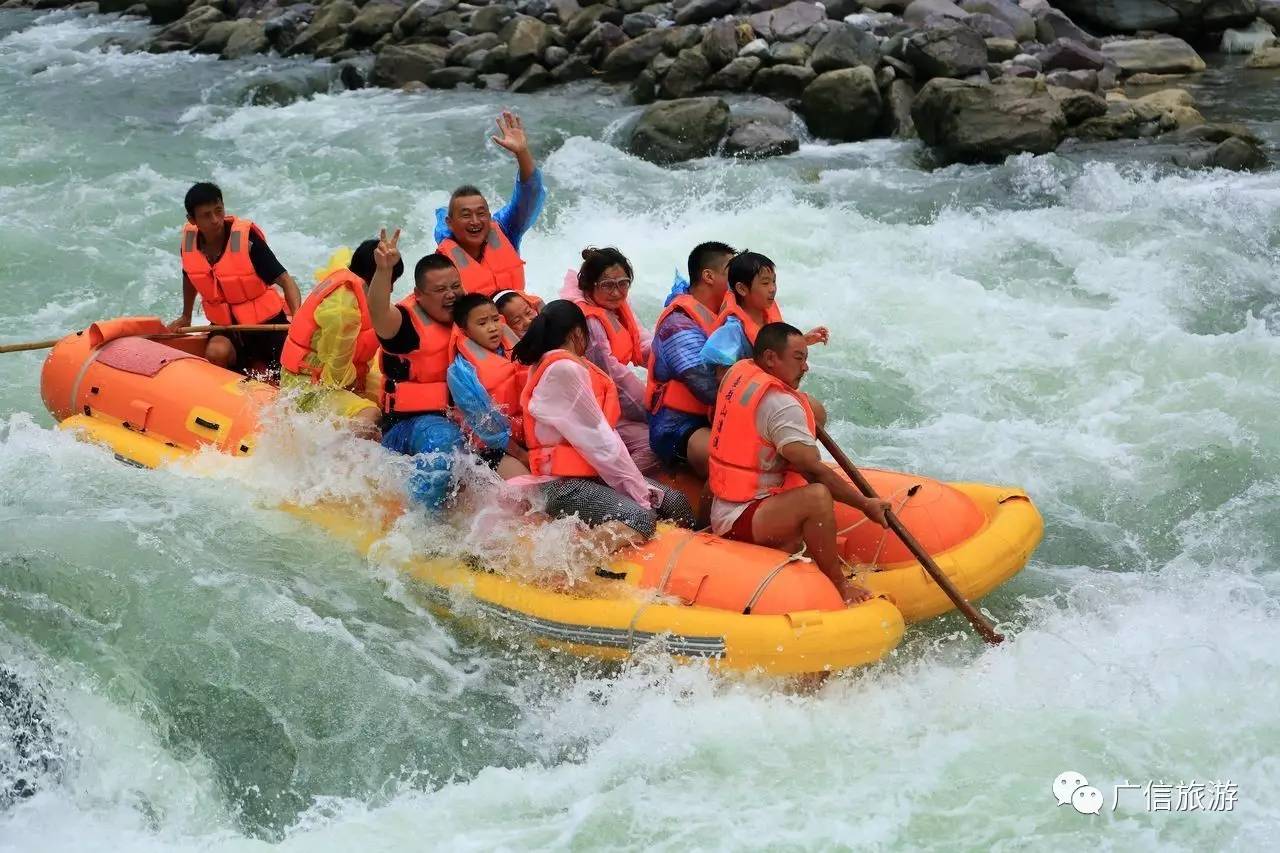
[221,19,268,58]
[1011,51,1041,70]
[650,52,676,76]
[912,76,1067,162]
[622,11,658,36]
[903,0,968,26]
[731,97,797,126]
[674,0,737,25]
[1205,137,1267,170]
[882,55,916,77]
[602,30,668,76]
[701,19,739,69]
[510,61,551,91]
[479,71,510,89]
[505,16,551,69]
[153,6,226,49]
[740,37,770,57]
[1044,67,1097,89]
[1032,8,1097,49]
[663,25,704,54]
[1245,44,1280,66]
[471,3,516,33]
[904,20,988,79]
[1051,86,1106,122]
[628,96,731,163]
[985,36,1019,59]
[480,44,510,73]
[886,77,916,135]
[346,2,403,48]
[551,53,593,81]
[1070,101,1153,140]
[960,0,1034,40]
[965,12,1015,39]
[707,54,762,89]
[1003,62,1037,76]
[631,68,658,103]
[195,20,237,54]
[447,32,501,64]
[289,0,356,55]
[549,0,580,20]
[566,4,621,40]
[371,42,449,86]
[426,65,479,87]
[752,63,816,98]
[395,0,459,37]
[543,44,569,66]
[263,6,315,54]
[748,1,826,40]
[801,65,882,139]
[768,40,812,64]
[1039,37,1104,71]
[1101,37,1205,75]
[725,120,800,157]
[661,47,711,97]
[810,22,881,71]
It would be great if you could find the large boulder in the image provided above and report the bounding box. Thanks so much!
[725,120,800,157]
[661,47,711,98]
[346,2,403,48]
[371,43,449,86]
[674,0,738,25]
[1101,36,1205,75]
[1038,37,1105,70]
[748,1,826,40]
[960,0,1035,40]
[801,65,882,140]
[221,19,268,59]
[1052,0,1256,34]
[810,22,881,71]
[1171,136,1268,170]
[708,55,763,89]
[1049,86,1107,123]
[602,30,668,77]
[904,20,988,79]
[912,76,1067,162]
[289,1,357,55]
[628,97,731,163]
[752,63,817,97]
[702,19,740,69]
[505,16,551,70]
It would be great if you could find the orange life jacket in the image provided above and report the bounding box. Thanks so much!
[708,359,815,503]
[576,298,645,367]
[180,217,285,325]
[520,350,621,478]
[437,224,526,297]
[380,294,452,415]
[718,291,783,346]
[450,326,525,445]
[644,294,721,416]
[279,269,379,392]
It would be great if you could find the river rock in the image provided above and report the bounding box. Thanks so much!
[749,1,826,40]
[551,53,592,81]
[810,23,880,71]
[708,54,762,89]
[290,0,356,55]
[510,62,551,91]
[471,4,517,34]
[1033,8,1098,49]
[663,25,704,55]
[752,63,816,97]
[371,43,449,86]
[1172,136,1268,170]
[394,0,455,36]
[1070,99,1159,139]
[800,65,882,139]
[344,3,402,48]
[985,36,1019,59]
[961,0,1034,39]
[542,45,569,67]
[426,66,478,87]
[1101,37,1205,75]
[1045,68,1098,89]
[195,20,236,54]
[1246,44,1280,66]
[1053,0,1256,33]
[701,19,739,69]
[912,76,1066,162]
[903,0,968,25]
[152,6,226,49]
[661,47,710,97]
[602,29,668,77]
[768,41,812,64]
[965,12,1016,39]
[628,96,730,163]
[622,12,657,37]
[885,77,916,136]
[674,0,737,25]
[221,19,268,58]
[447,33,499,64]
[505,16,551,70]
[1039,37,1105,71]
[724,120,800,157]
[263,6,315,54]
[1050,86,1106,123]
[479,71,510,89]
[566,5,621,40]
[1136,87,1204,126]
[904,20,988,79]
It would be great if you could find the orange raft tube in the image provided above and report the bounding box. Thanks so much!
[40,319,1044,675]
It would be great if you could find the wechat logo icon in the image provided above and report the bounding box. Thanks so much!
[1053,771,1103,815]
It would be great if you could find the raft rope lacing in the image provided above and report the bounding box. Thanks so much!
[837,484,919,579]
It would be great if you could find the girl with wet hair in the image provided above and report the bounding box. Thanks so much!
[512,300,694,543]
[567,247,657,472]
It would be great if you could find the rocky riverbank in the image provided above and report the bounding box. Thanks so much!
[4,0,1277,166]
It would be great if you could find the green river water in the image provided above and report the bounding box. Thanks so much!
[3,9,1280,851]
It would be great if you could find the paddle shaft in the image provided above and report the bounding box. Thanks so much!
[0,323,291,354]
[816,426,1004,645]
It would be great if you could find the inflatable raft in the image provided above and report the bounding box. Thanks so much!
[39,318,1043,675]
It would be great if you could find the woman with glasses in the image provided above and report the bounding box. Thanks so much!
[571,247,657,471]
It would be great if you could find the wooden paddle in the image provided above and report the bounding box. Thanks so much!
[0,323,291,354]
[816,425,1005,645]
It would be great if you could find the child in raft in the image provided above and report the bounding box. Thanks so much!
[701,251,829,369]
[447,293,531,479]
[495,289,542,338]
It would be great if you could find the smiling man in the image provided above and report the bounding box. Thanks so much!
[433,112,546,298]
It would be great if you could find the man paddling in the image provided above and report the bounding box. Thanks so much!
[707,322,891,605]
[433,112,545,297]
[170,182,301,372]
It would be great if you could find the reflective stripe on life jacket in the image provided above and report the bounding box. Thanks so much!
[280,269,379,392]
[707,359,815,503]
[520,350,621,478]
[180,217,285,326]
[718,291,783,346]
[576,298,645,367]
[437,224,526,297]
[644,294,721,416]
[380,295,452,415]
[450,327,525,445]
